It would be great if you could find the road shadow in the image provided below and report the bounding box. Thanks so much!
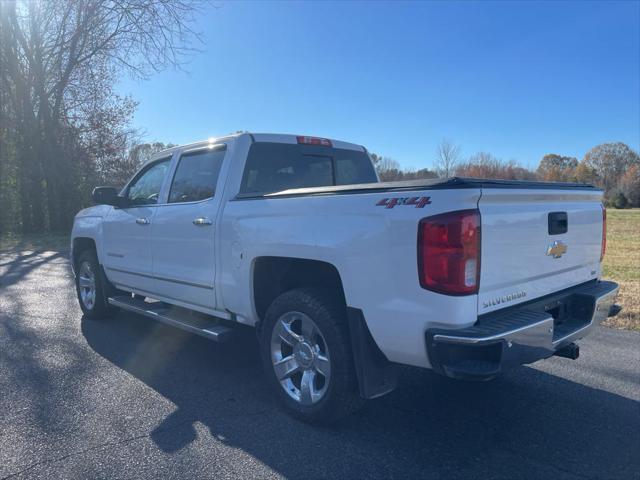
[0,250,67,288]
[81,311,640,479]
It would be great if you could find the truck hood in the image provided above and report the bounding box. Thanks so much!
[75,205,112,219]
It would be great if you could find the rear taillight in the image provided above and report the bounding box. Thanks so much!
[418,209,481,295]
[601,204,607,262]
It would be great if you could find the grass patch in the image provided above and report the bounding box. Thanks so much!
[602,208,640,331]
[0,232,70,253]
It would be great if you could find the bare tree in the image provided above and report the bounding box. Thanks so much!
[582,142,640,194]
[374,156,402,181]
[435,138,461,178]
[99,140,176,188]
[456,152,537,180]
[0,0,202,232]
[369,153,437,182]
[618,164,640,207]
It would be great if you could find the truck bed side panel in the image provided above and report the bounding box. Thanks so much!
[219,188,482,368]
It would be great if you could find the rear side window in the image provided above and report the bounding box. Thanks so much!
[169,146,226,203]
[240,142,377,194]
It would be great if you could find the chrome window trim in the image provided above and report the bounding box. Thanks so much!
[181,143,226,156]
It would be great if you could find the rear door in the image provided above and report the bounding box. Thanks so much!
[478,187,604,314]
[102,157,172,292]
[150,144,227,310]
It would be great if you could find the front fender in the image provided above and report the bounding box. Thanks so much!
[71,205,111,266]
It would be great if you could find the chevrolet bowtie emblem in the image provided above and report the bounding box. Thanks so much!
[546,240,568,258]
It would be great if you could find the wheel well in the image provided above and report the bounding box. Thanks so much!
[72,237,97,270]
[253,257,346,320]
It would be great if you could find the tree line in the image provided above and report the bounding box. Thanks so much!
[373,140,640,208]
[0,0,200,234]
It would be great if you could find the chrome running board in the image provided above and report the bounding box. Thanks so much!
[108,295,234,342]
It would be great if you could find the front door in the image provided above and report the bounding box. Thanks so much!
[102,157,172,293]
[151,145,227,310]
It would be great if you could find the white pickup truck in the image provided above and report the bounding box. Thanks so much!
[71,133,620,422]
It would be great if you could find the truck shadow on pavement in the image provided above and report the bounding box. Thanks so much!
[81,310,640,479]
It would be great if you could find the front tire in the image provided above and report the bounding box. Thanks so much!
[260,288,364,423]
[75,250,116,320]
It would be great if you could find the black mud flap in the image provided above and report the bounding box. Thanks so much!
[347,307,398,399]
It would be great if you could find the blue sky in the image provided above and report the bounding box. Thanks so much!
[117,0,640,170]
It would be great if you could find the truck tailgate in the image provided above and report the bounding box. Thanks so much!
[478,188,604,314]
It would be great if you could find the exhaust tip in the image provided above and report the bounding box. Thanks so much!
[608,304,622,318]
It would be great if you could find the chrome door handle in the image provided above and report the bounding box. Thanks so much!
[136,217,150,225]
[193,217,213,226]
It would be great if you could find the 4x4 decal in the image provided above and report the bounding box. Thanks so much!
[376,196,431,209]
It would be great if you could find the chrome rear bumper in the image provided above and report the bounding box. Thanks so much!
[425,281,620,380]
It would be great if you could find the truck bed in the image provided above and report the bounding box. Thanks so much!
[234,177,599,200]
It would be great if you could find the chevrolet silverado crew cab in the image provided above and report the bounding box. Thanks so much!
[71,133,620,423]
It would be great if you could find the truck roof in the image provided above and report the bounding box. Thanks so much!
[151,132,365,161]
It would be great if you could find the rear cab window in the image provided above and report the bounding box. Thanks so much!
[240,142,378,195]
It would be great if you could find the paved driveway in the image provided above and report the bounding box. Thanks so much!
[1,250,639,479]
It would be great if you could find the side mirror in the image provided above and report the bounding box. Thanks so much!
[92,187,126,207]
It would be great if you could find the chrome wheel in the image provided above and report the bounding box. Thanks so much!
[78,260,97,310]
[270,311,331,405]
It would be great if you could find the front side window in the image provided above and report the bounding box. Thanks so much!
[168,146,226,203]
[240,142,378,194]
[126,158,171,206]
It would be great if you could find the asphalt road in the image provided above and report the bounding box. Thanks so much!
[1,250,639,480]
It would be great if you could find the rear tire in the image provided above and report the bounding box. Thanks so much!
[75,249,117,320]
[260,288,364,423]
